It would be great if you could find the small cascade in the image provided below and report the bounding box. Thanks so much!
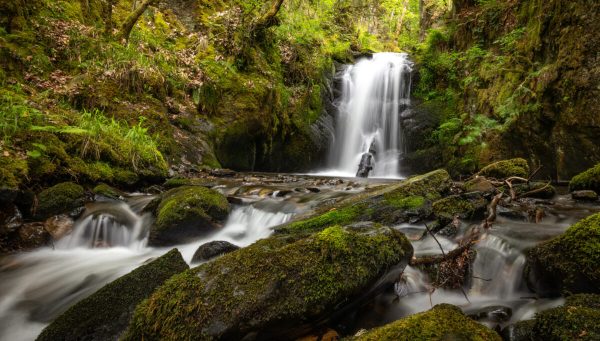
[327,53,413,178]
[56,201,151,249]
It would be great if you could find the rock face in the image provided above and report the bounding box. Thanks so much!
[148,186,230,246]
[351,304,501,341]
[506,294,600,341]
[477,158,529,179]
[570,164,600,193]
[122,225,413,340]
[37,248,189,341]
[525,212,600,297]
[192,240,239,262]
[275,169,452,235]
[36,182,86,219]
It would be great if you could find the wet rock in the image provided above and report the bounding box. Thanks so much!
[307,187,321,193]
[572,190,599,201]
[432,192,487,223]
[0,204,23,234]
[525,212,600,296]
[350,304,501,340]
[192,240,240,262]
[226,196,245,205]
[274,189,293,197]
[209,168,236,177]
[468,305,512,323]
[37,249,189,341]
[570,163,600,193]
[511,294,600,341]
[122,225,413,340]
[478,158,529,179]
[44,215,74,241]
[497,204,528,221]
[92,183,126,200]
[18,223,51,249]
[356,153,374,178]
[276,169,451,235]
[148,186,230,246]
[36,182,86,219]
[500,320,535,341]
[464,176,496,194]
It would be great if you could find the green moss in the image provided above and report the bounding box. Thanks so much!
[92,183,125,200]
[37,248,189,341]
[149,186,230,246]
[386,195,426,210]
[352,304,501,341]
[478,158,529,179]
[0,155,27,189]
[122,225,413,340]
[531,294,600,341]
[36,182,85,219]
[432,194,486,221]
[278,204,366,235]
[383,169,452,203]
[526,212,600,296]
[570,164,600,193]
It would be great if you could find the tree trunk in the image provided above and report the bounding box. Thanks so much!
[119,0,157,43]
[253,0,285,34]
[103,0,116,35]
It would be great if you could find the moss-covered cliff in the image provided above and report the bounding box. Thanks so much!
[409,0,600,179]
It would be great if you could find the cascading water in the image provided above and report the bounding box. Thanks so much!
[0,196,293,341]
[325,52,413,178]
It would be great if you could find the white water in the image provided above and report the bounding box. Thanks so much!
[0,199,292,341]
[324,53,413,178]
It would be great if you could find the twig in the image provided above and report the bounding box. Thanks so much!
[518,181,552,199]
[424,223,446,257]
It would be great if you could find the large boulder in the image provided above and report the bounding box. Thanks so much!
[525,213,600,297]
[122,225,413,340]
[477,158,529,179]
[351,304,501,341]
[149,186,230,246]
[504,294,600,341]
[570,163,600,193]
[36,182,86,219]
[37,248,189,341]
[276,169,452,234]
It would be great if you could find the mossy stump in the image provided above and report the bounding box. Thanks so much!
[122,225,413,340]
[525,212,600,297]
[350,304,501,341]
[37,249,189,341]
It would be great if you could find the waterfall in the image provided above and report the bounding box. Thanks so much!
[327,52,413,178]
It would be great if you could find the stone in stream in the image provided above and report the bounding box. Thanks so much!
[35,182,87,220]
[477,158,530,179]
[43,214,74,240]
[431,192,487,223]
[148,186,230,246]
[121,225,413,340]
[192,240,240,262]
[570,163,600,193]
[356,152,374,178]
[92,183,126,200]
[501,294,600,341]
[572,190,599,201]
[275,169,452,235]
[525,212,600,297]
[467,305,512,323]
[36,248,189,341]
[349,304,501,340]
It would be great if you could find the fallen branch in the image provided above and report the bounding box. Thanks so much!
[518,181,552,199]
[483,193,503,229]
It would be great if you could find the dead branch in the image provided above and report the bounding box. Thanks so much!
[504,179,516,201]
[518,181,552,199]
[120,0,158,43]
[483,193,503,229]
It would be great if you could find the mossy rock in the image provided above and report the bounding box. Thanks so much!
[464,176,496,194]
[92,183,126,200]
[36,182,86,219]
[149,186,230,246]
[276,170,451,235]
[37,248,189,341]
[477,158,529,179]
[513,181,556,199]
[432,193,487,222]
[351,304,501,341]
[122,225,413,340]
[0,155,27,197]
[529,294,600,341]
[570,164,600,193]
[525,213,600,297]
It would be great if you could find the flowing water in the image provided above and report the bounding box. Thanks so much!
[323,52,413,178]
